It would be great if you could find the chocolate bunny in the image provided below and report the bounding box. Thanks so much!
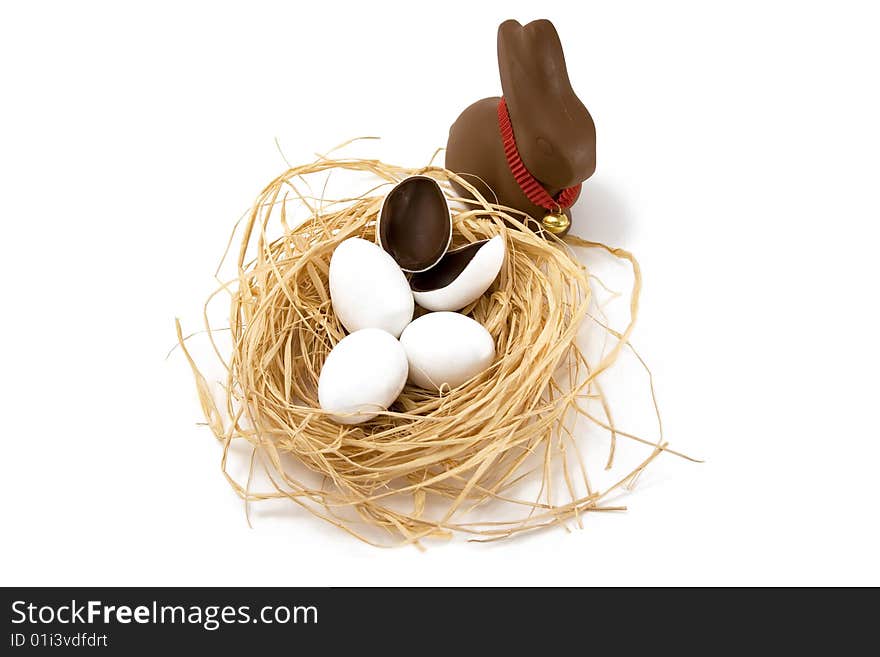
[445,19,596,237]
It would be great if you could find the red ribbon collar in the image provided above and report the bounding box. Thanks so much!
[497,97,581,212]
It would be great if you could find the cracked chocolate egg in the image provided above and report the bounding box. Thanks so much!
[377,176,452,273]
[410,235,506,311]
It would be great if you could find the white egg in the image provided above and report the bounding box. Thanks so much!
[318,329,409,424]
[329,237,414,338]
[411,236,506,312]
[399,312,495,390]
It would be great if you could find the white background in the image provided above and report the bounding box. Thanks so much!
[1,0,878,586]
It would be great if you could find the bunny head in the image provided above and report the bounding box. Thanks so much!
[497,19,596,190]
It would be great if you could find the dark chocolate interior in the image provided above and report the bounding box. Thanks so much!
[410,240,486,292]
[379,177,451,271]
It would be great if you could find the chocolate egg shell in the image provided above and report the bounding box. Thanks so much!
[410,235,505,312]
[377,176,452,273]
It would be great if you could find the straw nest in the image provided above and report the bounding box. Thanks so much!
[177,147,685,547]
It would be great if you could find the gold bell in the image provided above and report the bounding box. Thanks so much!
[541,211,570,235]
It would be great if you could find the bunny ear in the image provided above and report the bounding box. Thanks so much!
[497,19,574,101]
[497,19,525,99]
